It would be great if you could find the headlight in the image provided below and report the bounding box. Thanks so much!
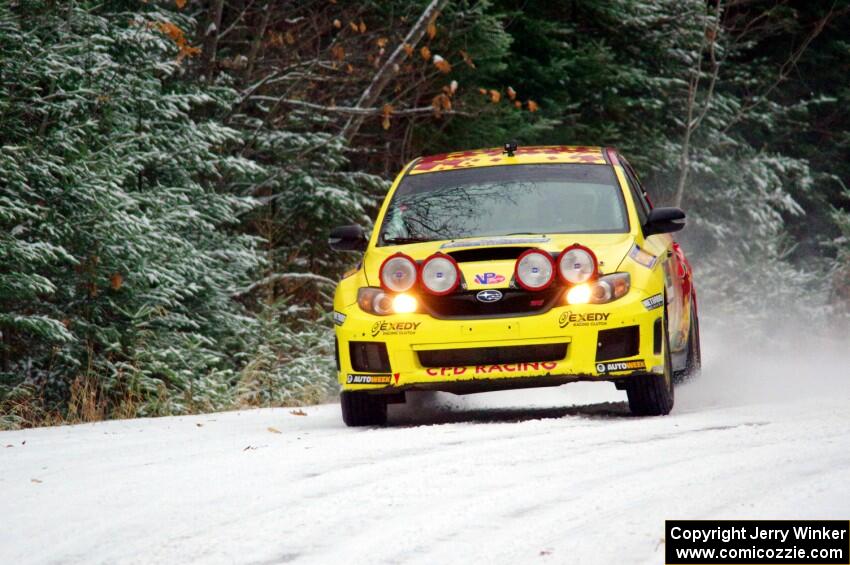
[565,273,630,304]
[358,288,418,315]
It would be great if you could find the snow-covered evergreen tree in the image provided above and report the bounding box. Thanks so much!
[0,1,264,426]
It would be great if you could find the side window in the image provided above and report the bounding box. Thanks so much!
[620,159,650,224]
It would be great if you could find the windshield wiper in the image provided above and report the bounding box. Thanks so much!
[382,236,431,245]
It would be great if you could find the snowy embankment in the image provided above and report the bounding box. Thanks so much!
[2,326,850,565]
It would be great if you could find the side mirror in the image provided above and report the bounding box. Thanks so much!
[329,225,367,252]
[643,207,686,237]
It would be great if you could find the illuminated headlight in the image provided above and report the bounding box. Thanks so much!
[358,288,418,315]
[565,273,630,304]
[392,293,418,313]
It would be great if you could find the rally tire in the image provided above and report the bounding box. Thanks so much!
[340,391,387,427]
[676,297,702,384]
[626,300,674,416]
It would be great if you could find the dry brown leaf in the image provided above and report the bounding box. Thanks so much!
[478,87,487,95]
[376,37,388,48]
[489,89,501,104]
[284,31,295,45]
[290,409,307,416]
[175,0,187,8]
[403,43,414,57]
[527,99,539,112]
[420,46,431,61]
[432,55,451,74]
[331,45,345,61]
[333,19,342,29]
[427,21,437,39]
[345,63,354,74]
[349,21,359,32]
[514,100,522,109]
[110,272,123,291]
[506,86,517,101]
[449,80,458,94]
[267,426,282,434]
[358,21,367,34]
[459,50,476,69]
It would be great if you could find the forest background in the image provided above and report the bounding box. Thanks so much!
[1,0,848,428]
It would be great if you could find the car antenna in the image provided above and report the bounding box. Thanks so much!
[503,140,518,157]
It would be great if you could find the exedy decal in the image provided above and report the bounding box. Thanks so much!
[595,360,646,374]
[559,311,610,328]
[333,311,347,326]
[642,294,663,311]
[371,321,421,337]
[346,374,392,385]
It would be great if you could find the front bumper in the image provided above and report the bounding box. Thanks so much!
[335,289,664,393]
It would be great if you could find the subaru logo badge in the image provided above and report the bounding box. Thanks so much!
[476,289,503,303]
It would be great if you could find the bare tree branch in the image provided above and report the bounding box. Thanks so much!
[340,0,448,141]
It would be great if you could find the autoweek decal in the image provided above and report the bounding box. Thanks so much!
[347,374,392,385]
[641,293,663,311]
[559,311,610,328]
[371,321,421,337]
[596,360,646,374]
[426,362,558,376]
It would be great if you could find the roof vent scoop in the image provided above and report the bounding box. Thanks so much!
[503,140,518,157]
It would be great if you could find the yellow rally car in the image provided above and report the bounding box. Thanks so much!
[329,144,701,426]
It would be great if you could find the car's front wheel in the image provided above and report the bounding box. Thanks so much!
[626,300,674,416]
[341,391,388,426]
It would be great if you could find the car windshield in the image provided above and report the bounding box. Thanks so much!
[378,164,628,245]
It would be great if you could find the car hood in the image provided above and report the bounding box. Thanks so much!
[364,233,636,290]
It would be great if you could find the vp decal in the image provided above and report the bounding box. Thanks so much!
[474,272,505,285]
[596,360,646,374]
[559,311,610,328]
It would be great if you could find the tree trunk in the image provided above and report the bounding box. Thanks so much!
[200,0,225,78]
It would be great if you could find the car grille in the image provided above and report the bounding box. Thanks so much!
[418,343,568,368]
[419,287,563,319]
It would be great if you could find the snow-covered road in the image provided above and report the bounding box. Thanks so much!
[2,328,850,565]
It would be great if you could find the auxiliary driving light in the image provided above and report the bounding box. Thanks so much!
[379,253,418,292]
[514,249,555,291]
[557,244,598,284]
[420,253,460,295]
